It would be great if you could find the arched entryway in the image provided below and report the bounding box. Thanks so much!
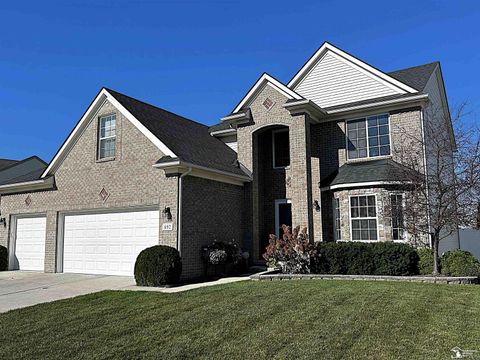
[252,125,292,259]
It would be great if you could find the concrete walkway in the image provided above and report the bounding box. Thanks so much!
[124,276,250,293]
[0,271,250,313]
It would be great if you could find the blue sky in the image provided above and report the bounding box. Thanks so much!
[0,0,479,161]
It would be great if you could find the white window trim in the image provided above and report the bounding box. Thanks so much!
[348,193,380,242]
[333,197,341,241]
[98,114,116,160]
[272,128,290,169]
[275,199,291,237]
[390,192,408,243]
[345,113,392,161]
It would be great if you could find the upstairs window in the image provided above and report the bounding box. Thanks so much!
[98,114,116,160]
[347,114,390,160]
[272,129,290,168]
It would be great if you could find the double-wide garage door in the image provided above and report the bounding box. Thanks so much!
[63,210,159,276]
[13,209,159,276]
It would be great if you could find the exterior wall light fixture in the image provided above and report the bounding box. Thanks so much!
[162,207,172,221]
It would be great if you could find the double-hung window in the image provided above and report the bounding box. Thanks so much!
[98,114,116,160]
[350,195,378,241]
[391,194,405,240]
[333,198,341,241]
[347,114,390,160]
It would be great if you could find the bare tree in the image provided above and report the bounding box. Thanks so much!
[386,102,480,275]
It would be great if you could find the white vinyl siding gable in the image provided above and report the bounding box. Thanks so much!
[294,52,401,108]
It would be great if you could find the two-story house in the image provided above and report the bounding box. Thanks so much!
[0,42,456,279]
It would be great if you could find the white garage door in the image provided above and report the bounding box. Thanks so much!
[63,209,159,276]
[15,217,47,271]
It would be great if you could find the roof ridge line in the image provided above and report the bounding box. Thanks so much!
[104,87,208,129]
[388,61,439,74]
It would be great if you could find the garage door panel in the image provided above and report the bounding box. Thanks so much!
[63,210,159,276]
[15,217,46,271]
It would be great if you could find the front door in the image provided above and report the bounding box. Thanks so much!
[275,199,292,238]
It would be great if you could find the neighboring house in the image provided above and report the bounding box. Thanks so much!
[0,42,456,279]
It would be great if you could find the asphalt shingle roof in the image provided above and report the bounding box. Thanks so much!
[106,88,247,177]
[387,62,439,92]
[320,158,417,188]
[0,168,47,186]
[0,159,18,171]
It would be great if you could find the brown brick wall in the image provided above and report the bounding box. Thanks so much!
[236,84,316,259]
[0,100,179,272]
[180,176,244,279]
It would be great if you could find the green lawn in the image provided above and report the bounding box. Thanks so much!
[1,280,479,360]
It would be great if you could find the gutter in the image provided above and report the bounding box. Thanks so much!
[320,180,407,192]
[177,167,192,256]
[0,177,55,194]
[153,160,252,182]
[210,128,237,137]
[326,94,429,114]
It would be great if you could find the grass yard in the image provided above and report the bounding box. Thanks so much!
[1,280,479,360]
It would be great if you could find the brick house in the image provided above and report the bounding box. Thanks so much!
[0,42,457,279]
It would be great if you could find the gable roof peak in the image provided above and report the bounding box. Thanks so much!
[231,72,303,114]
[287,42,419,94]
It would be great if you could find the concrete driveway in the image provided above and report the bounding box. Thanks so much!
[0,271,135,313]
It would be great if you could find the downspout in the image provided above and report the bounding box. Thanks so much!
[420,109,432,246]
[176,167,192,256]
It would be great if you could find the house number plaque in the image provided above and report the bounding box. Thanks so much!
[162,223,173,231]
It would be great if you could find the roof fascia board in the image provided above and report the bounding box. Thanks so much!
[104,90,177,157]
[41,88,177,178]
[431,65,456,150]
[288,42,418,94]
[0,177,55,194]
[324,94,429,119]
[320,180,406,192]
[232,73,302,114]
[153,160,252,183]
[221,111,250,122]
[283,99,327,122]
[210,129,237,137]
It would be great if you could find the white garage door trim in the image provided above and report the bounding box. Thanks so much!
[58,207,160,276]
[9,214,47,271]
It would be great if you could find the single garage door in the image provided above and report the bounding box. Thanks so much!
[63,209,159,276]
[14,217,47,271]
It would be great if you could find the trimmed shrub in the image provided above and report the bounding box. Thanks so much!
[310,241,419,276]
[441,250,480,277]
[0,245,7,271]
[134,245,182,286]
[372,242,420,276]
[417,247,435,275]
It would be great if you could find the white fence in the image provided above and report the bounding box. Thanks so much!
[458,229,480,260]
